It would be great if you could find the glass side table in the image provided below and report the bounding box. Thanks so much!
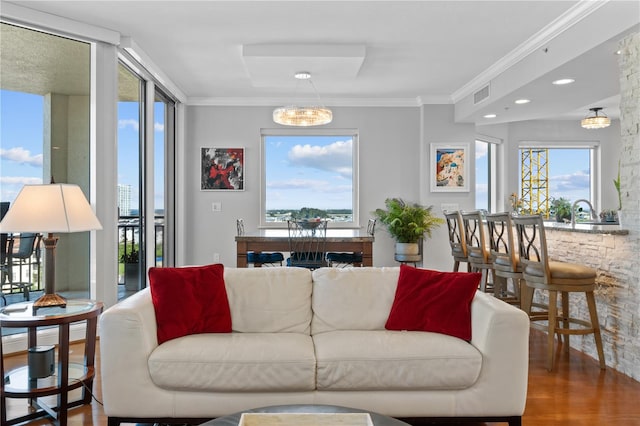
[0,299,103,426]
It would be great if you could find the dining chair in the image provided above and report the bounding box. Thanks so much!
[443,210,470,272]
[326,218,375,267]
[236,219,284,267]
[287,219,328,270]
[512,214,605,371]
[460,210,494,292]
[1,232,42,304]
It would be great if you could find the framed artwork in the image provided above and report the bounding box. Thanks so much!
[201,147,245,191]
[430,143,469,192]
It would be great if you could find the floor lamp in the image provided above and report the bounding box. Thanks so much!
[0,184,102,308]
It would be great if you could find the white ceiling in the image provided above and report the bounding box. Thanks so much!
[2,0,639,125]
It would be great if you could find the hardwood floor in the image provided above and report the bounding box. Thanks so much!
[4,329,640,426]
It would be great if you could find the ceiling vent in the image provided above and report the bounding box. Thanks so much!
[473,84,490,105]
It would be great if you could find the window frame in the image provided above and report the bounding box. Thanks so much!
[517,140,601,214]
[260,128,360,229]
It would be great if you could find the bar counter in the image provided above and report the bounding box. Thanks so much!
[543,221,629,235]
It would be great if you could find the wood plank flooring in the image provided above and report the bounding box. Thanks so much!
[4,329,640,425]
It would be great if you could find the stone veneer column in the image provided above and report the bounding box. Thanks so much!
[617,32,640,380]
[618,32,639,230]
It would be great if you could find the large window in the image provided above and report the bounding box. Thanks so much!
[261,130,358,227]
[518,143,597,219]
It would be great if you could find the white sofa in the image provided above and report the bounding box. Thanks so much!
[99,266,530,426]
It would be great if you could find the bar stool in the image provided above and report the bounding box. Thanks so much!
[443,210,470,272]
[485,212,524,306]
[460,210,494,293]
[512,214,605,371]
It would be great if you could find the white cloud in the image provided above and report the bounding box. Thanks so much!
[154,122,164,132]
[552,170,590,192]
[118,119,139,131]
[0,176,43,185]
[0,147,43,167]
[268,178,351,194]
[287,140,352,178]
[475,142,488,160]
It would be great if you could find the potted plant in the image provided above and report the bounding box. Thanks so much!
[550,197,572,223]
[120,249,139,291]
[599,209,618,223]
[373,198,444,257]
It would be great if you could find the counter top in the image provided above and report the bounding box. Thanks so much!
[543,221,629,235]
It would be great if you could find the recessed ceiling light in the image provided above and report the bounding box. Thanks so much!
[552,78,575,85]
[515,99,530,104]
[483,114,497,118]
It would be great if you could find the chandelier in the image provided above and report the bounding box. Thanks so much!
[581,107,611,129]
[273,72,333,127]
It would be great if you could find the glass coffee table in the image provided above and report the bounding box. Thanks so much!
[200,404,410,426]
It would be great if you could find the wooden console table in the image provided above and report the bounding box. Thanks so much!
[236,229,374,267]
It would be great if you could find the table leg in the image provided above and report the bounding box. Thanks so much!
[58,323,70,426]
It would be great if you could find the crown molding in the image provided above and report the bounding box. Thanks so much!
[451,0,609,104]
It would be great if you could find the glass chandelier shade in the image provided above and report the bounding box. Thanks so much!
[273,72,333,127]
[581,107,611,129]
[273,105,333,127]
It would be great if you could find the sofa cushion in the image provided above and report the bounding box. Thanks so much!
[311,267,399,334]
[385,265,481,341]
[224,267,313,334]
[314,330,482,391]
[148,332,316,392]
[149,263,231,344]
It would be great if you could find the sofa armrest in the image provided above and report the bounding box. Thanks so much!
[466,291,530,416]
[99,287,166,416]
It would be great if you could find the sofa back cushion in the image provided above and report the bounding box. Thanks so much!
[224,267,313,334]
[311,267,399,334]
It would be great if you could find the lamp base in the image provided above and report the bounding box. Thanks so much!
[33,293,67,308]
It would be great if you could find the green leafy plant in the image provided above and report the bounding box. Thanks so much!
[373,198,444,243]
[614,160,622,211]
[550,197,572,222]
[120,249,139,263]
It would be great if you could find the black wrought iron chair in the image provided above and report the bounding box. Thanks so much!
[286,219,328,270]
[236,219,284,267]
[1,232,42,304]
[326,219,376,267]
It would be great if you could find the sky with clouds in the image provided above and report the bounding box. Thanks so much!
[264,135,354,211]
[0,90,166,213]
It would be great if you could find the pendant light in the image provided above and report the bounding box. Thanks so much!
[581,107,611,129]
[273,72,333,127]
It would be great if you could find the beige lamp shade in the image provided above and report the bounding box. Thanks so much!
[0,184,102,233]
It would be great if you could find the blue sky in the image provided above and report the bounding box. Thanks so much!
[264,135,353,211]
[1,90,165,212]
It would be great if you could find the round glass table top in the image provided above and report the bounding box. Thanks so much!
[0,299,100,323]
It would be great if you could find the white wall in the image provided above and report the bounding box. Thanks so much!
[183,104,457,268]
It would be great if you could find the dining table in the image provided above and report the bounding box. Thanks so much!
[235,228,374,268]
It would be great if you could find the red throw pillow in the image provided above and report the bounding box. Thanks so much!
[385,265,481,341]
[149,263,232,344]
